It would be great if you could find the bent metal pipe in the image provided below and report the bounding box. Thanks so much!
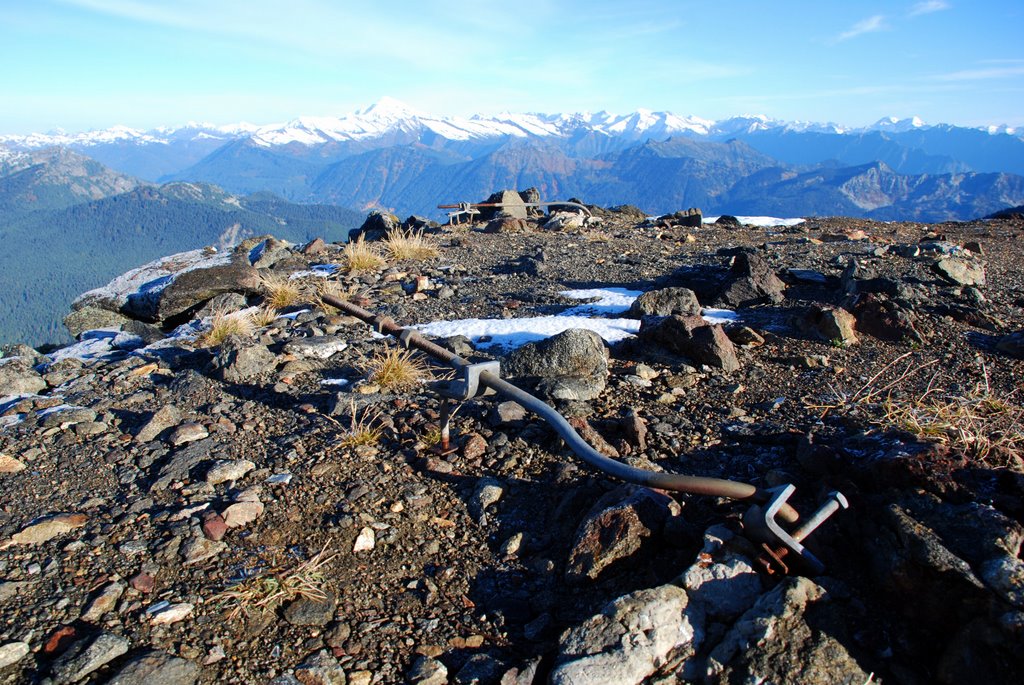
[319,292,801,525]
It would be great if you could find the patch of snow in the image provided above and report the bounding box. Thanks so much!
[703,216,805,227]
[320,378,350,387]
[701,308,740,325]
[413,287,739,350]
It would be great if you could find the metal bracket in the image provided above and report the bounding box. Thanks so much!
[744,485,849,576]
[439,361,500,401]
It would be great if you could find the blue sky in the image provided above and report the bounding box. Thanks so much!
[1,0,1022,134]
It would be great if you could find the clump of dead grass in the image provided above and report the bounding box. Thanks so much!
[258,271,305,310]
[808,353,1024,468]
[197,309,254,347]
[363,346,430,391]
[213,543,335,621]
[250,306,280,328]
[336,401,384,448]
[343,235,387,274]
[383,227,440,261]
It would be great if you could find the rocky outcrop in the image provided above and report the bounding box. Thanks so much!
[502,328,609,400]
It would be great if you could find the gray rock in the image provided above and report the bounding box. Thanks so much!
[106,649,200,685]
[638,315,740,372]
[681,525,764,623]
[205,459,256,485]
[455,653,506,684]
[167,422,208,447]
[503,328,608,401]
[408,656,448,685]
[934,257,986,286]
[0,641,29,669]
[71,247,260,325]
[627,287,701,318]
[210,336,277,383]
[707,577,871,684]
[150,437,217,490]
[480,189,528,220]
[721,252,786,307]
[283,335,348,360]
[293,649,347,685]
[357,209,400,241]
[51,631,130,684]
[996,330,1024,359]
[566,486,677,583]
[181,535,226,565]
[470,477,505,524]
[135,405,183,443]
[797,305,858,345]
[0,357,46,395]
[247,236,293,268]
[853,293,926,343]
[81,581,126,622]
[490,400,527,425]
[63,306,132,338]
[551,584,692,685]
[284,593,337,626]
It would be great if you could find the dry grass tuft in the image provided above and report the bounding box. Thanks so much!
[363,346,430,392]
[213,543,335,620]
[258,271,304,310]
[343,235,387,274]
[808,354,1024,468]
[250,306,280,328]
[197,310,254,347]
[383,228,440,261]
[336,402,384,448]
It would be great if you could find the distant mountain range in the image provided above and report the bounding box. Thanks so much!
[0,148,361,346]
[3,99,1024,346]
[2,98,1022,221]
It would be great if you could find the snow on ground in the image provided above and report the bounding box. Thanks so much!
[703,216,805,227]
[415,288,739,350]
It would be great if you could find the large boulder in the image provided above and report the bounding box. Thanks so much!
[478,190,528,221]
[550,584,692,685]
[0,357,47,395]
[627,287,701,318]
[68,246,261,329]
[502,328,609,401]
[355,210,400,241]
[639,315,740,372]
[720,252,786,307]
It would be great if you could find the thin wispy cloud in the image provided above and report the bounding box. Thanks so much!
[835,15,888,42]
[909,1,951,17]
[933,64,1024,81]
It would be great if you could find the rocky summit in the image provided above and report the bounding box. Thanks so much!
[1,199,1023,684]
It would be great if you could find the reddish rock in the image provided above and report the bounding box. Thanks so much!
[129,572,156,593]
[201,513,228,541]
[461,433,488,461]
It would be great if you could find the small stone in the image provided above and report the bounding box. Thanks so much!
[150,602,194,625]
[0,641,30,669]
[168,422,209,447]
[284,593,337,627]
[205,459,256,485]
[201,513,228,541]
[408,656,448,685]
[353,527,376,552]
[461,433,488,460]
[130,572,156,593]
[51,631,130,685]
[0,453,26,474]
[105,649,200,685]
[6,512,87,547]
[81,581,126,622]
[491,401,527,425]
[499,533,524,557]
[222,500,264,528]
[470,478,505,524]
[136,405,182,443]
[181,536,226,565]
[293,649,347,685]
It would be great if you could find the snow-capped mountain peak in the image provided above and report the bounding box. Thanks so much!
[868,116,927,132]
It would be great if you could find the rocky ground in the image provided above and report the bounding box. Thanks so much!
[1,201,1023,684]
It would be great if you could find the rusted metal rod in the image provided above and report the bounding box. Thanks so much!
[438,201,593,217]
[319,292,800,524]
